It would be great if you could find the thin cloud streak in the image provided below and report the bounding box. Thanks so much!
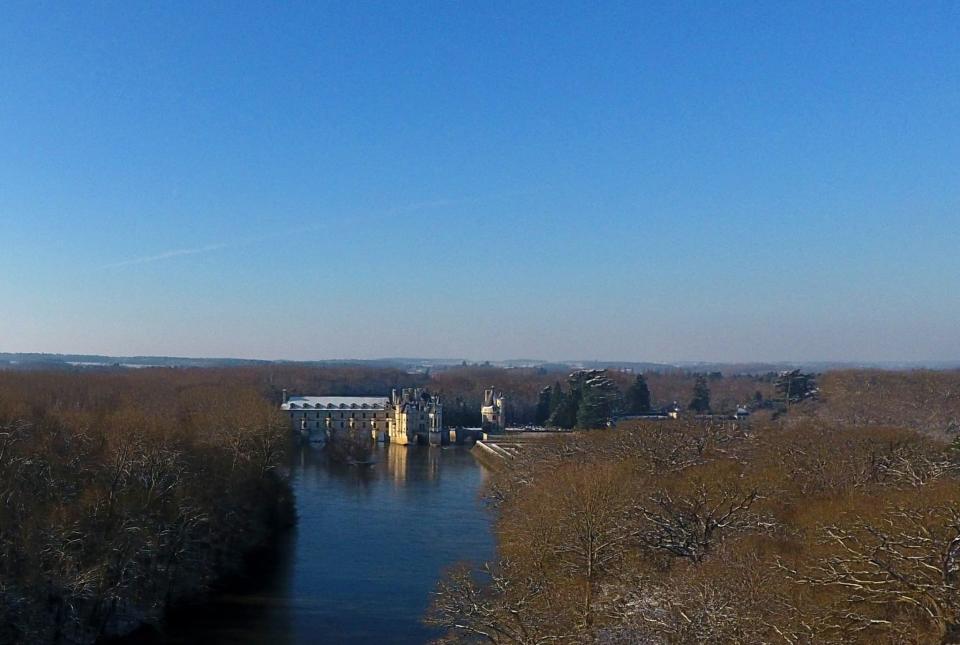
[98,190,538,269]
[100,243,229,269]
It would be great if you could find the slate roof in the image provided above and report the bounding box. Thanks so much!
[282,396,390,410]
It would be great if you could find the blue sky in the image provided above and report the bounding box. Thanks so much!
[1,1,958,362]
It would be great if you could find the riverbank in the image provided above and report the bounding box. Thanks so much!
[108,476,296,644]
[433,399,960,643]
[471,431,575,470]
[0,370,293,645]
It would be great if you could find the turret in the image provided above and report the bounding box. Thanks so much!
[481,387,506,433]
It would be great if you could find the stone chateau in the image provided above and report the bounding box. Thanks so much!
[281,388,442,445]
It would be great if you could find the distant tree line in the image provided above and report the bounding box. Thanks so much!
[170,364,778,429]
[533,370,620,429]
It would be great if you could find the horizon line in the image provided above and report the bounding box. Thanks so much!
[2,350,959,369]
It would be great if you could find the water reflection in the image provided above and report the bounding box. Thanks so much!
[159,443,494,644]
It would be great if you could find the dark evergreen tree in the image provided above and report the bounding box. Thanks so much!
[688,374,711,413]
[543,381,567,426]
[549,375,584,429]
[624,374,651,414]
[576,372,619,428]
[535,386,552,425]
[548,381,565,415]
[548,390,578,429]
[775,370,817,408]
[545,371,621,429]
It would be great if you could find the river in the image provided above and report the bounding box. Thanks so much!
[159,443,495,644]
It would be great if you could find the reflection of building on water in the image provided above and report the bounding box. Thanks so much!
[426,446,440,480]
[281,388,442,445]
[387,442,408,483]
[383,444,439,484]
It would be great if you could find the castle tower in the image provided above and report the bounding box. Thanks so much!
[388,388,443,445]
[481,388,506,434]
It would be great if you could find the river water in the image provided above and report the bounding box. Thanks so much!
[160,443,495,644]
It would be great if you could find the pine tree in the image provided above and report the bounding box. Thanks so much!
[688,374,711,413]
[775,370,817,409]
[545,381,573,427]
[548,381,565,415]
[624,374,651,414]
[546,371,621,429]
[548,376,582,429]
[535,386,552,425]
[548,390,578,429]
[575,371,620,428]
[577,388,613,428]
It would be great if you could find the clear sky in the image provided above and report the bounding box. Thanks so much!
[1,1,958,363]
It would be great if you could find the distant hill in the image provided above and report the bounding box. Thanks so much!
[1,353,957,374]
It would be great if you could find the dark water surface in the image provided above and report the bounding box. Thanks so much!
[161,443,495,644]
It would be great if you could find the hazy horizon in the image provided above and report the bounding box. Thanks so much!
[2,3,958,363]
[3,348,959,371]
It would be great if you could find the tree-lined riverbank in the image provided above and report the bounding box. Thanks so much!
[430,370,960,643]
[0,370,293,643]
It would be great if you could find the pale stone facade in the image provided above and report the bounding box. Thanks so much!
[282,395,390,438]
[386,388,443,445]
[281,388,442,445]
[481,388,506,433]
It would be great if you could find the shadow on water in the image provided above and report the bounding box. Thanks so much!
[149,533,298,644]
[141,443,494,644]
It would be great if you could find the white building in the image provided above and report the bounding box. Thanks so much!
[281,388,442,445]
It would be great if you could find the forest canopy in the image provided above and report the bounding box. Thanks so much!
[428,369,960,644]
[3,364,959,644]
[0,369,292,644]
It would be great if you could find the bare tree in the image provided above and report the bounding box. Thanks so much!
[427,561,571,644]
[637,481,768,564]
[779,504,960,643]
